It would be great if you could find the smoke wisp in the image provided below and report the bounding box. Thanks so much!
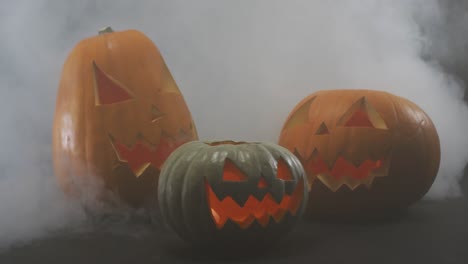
[1,0,468,249]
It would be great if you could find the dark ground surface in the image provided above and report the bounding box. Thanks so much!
[1,198,467,264]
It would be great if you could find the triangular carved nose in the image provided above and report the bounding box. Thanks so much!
[257,176,268,188]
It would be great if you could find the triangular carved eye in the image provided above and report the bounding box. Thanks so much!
[337,97,388,129]
[345,108,373,127]
[277,158,293,181]
[93,61,134,105]
[222,159,248,182]
[315,122,330,135]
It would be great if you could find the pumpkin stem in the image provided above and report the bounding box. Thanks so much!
[98,26,114,35]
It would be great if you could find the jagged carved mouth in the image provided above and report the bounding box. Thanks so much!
[205,179,304,229]
[302,150,391,191]
[109,133,186,177]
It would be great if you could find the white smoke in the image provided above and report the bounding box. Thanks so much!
[1,0,467,249]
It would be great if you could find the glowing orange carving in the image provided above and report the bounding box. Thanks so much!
[337,96,388,130]
[344,109,373,127]
[277,158,293,181]
[111,132,189,177]
[150,133,190,169]
[257,176,268,188]
[222,159,248,182]
[306,155,382,180]
[205,179,304,229]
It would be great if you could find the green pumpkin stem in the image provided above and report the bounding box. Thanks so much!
[98,26,114,35]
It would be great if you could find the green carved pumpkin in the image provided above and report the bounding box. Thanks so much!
[158,140,308,247]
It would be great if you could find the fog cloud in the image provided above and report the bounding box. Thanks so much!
[1,0,468,249]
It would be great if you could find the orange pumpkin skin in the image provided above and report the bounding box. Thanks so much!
[279,89,440,218]
[52,28,198,207]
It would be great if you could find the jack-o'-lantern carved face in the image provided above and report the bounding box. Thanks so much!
[52,27,198,207]
[279,89,440,217]
[92,60,194,176]
[283,95,392,191]
[158,141,308,246]
[204,146,304,230]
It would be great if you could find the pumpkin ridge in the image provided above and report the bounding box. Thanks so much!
[160,145,191,241]
[180,147,213,240]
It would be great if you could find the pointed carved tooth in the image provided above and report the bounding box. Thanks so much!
[109,136,160,177]
[344,176,362,190]
[307,148,334,173]
[233,214,256,230]
[328,151,344,170]
[306,174,316,191]
[211,208,228,229]
[133,163,152,178]
[317,174,342,192]
[271,207,287,223]
[350,156,368,168]
[256,211,271,228]
[363,175,375,189]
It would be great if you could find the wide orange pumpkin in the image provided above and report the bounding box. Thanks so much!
[279,89,440,218]
[52,27,198,207]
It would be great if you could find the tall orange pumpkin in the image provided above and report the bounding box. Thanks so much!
[52,27,198,207]
[279,89,440,218]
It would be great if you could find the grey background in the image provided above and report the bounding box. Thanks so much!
[1,1,468,263]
